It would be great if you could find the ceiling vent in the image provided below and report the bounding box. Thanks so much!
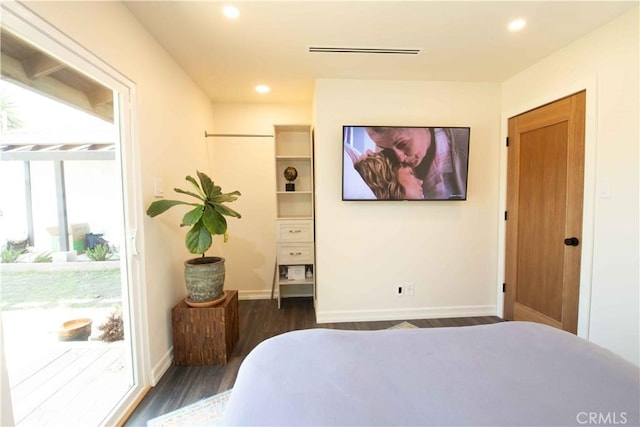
[308,46,421,55]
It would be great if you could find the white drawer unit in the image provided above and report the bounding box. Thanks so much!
[277,242,314,265]
[273,125,315,309]
[276,220,314,243]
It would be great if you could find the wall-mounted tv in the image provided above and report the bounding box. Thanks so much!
[343,126,470,201]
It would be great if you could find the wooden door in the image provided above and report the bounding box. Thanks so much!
[504,91,586,334]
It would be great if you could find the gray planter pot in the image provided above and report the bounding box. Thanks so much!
[184,256,225,302]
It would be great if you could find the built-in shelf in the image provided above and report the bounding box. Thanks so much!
[274,125,315,309]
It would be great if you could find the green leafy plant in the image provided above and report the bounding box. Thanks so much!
[0,93,23,130]
[98,307,124,342]
[85,244,112,261]
[146,171,241,254]
[1,245,22,263]
[33,252,53,263]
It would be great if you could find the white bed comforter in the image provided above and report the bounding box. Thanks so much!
[222,322,639,426]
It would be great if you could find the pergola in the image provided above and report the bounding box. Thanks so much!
[1,29,116,252]
[0,131,116,251]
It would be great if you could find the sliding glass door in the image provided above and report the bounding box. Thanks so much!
[0,3,148,426]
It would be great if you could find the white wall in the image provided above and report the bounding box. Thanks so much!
[25,2,217,378]
[314,80,502,322]
[207,103,311,298]
[501,8,639,365]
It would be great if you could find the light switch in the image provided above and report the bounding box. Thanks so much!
[598,179,611,199]
[154,178,164,198]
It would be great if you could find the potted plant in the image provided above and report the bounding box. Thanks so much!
[146,171,241,306]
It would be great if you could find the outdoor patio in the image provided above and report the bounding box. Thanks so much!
[5,331,130,426]
[1,260,130,426]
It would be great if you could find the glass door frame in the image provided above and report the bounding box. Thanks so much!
[0,2,151,425]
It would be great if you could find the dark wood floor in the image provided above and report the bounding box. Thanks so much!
[124,297,502,426]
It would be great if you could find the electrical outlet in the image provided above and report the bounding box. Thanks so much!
[396,285,404,296]
[405,283,415,296]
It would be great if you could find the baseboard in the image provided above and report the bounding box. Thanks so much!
[150,346,173,386]
[234,293,496,325]
[238,289,274,300]
[315,305,497,324]
[115,385,151,427]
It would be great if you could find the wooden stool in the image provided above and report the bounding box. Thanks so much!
[171,290,239,365]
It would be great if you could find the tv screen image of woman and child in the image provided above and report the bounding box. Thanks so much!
[342,126,470,201]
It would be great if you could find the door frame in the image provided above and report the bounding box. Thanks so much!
[0,2,151,425]
[497,78,598,340]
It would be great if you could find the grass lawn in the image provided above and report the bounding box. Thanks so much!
[0,268,122,310]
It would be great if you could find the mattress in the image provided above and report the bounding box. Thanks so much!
[222,321,639,426]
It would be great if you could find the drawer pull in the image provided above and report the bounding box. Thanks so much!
[288,229,302,233]
[289,251,303,256]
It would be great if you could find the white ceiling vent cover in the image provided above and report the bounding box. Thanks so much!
[308,46,421,55]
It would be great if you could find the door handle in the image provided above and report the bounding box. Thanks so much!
[564,237,580,246]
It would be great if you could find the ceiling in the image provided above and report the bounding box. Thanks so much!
[124,1,637,104]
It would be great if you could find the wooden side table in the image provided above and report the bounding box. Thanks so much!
[172,290,239,365]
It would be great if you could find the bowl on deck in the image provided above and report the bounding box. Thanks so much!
[57,318,93,341]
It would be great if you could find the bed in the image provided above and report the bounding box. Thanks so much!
[222,321,639,426]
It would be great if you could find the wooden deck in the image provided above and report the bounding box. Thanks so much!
[7,340,131,426]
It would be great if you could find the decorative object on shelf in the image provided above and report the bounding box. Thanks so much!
[287,265,305,280]
[306,266,313,278]
[146,171,242,306]
[284,166,298,191]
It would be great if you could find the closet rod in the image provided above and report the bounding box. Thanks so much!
[204,131,273,138]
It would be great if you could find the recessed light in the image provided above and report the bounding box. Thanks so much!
[508,19,526,32]
[255,85,270,94]
[223,5,240,19]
